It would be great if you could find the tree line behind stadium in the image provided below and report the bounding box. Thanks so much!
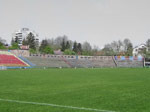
[0,28,150,57]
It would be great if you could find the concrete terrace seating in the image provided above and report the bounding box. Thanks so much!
[26,56,70,68]
[0,51,29,67]
[26,55,144,68]
[74,56,116,68]
[90,59,116,68]
[66,59,116,68]
[115,60,144,68]
[66,59,93,68]
[27,55,116,68]
[114,56,144,68]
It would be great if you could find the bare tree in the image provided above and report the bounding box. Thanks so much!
[82,41,92,51]
[146,39,150,57]
[102,43,114,56]
[82,42,92,55]
[123,38,133,56]
[146,39,150,51]
[103,40,124,56]
[91,45,99,56]
[111,41,122,54]
[54,35,68,49]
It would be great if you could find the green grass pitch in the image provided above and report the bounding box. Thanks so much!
[0,68,150,112]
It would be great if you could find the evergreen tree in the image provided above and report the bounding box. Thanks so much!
[39,39,48,52]
[77,43,82,54]
[15,37,19,43]
[61,39,66,51]
[43,46,54,54]
[126,43,133,56]
[73,41,78,53]
[66,41,71,49]
[22,38,28,45]
[26,32,36,50]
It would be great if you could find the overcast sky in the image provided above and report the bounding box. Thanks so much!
[0,0,150,48]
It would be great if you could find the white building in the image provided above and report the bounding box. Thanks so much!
[133,44,148,57]
[12,28,39,46]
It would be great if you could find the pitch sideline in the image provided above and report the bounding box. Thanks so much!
[0,98,116,112]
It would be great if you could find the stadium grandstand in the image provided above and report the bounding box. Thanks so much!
[27,54,144,68]
[0,51,30,69]
[0,50,146,69]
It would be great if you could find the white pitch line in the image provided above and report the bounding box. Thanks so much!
[0,98,116,112]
